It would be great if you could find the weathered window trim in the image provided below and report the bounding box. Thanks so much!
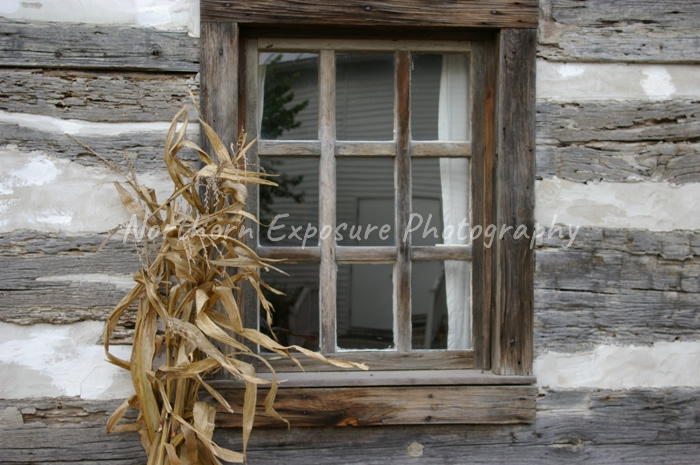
[200,0,537,426]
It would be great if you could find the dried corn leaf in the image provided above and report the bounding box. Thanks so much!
[131,302,161,439]
[92,103,367,465]
[164,444,183,465]
[242,382,256,457]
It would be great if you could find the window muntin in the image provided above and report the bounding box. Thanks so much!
[252,40,473,365]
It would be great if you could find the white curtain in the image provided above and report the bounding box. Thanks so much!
[438,55,471,350]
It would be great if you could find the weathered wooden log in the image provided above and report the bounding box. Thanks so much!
[1,388,699,464]
[0,19,199,72]
[539,0,700,63]
[0,69,198,122]
[536,100,700,184]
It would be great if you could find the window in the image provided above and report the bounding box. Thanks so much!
[256,41,472,360]
[201,0,538,426]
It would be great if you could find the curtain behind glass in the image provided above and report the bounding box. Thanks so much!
[438,55,471,350]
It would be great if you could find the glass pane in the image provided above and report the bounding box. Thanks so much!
[259,52,318,140]
[411,260,471,350]
[337,264,394,350]
[259,157,319,247]
[411,54,469,141]
[411,158,470,246]
[336,53,394,141]
[336,158,395,246]
[261,263,320,350]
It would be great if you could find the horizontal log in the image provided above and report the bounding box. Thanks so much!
[238,387,700,461]
[538,227,700,261]
[0,398,142,463]
[536,142,700,185]
[201,0,539,29]
[6,387,697,464]
[219,388,700,463]
[536,100,700,184]
[546,0,700,27]
[536,230,700,294]
[211,385,536,427]
[237,444,700,465]
[538,100,700,145]
[0,231,140,343]
[0,424,145,464]
[535,288,700,353]
[0,19,199,72]
[0,69,198,122]
[535,228,700,352]
[539,0,700,63]
[0,121,199,173]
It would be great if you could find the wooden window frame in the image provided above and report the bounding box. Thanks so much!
[200,0,538,426]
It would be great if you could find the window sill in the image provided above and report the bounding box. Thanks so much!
[206,371,536,427]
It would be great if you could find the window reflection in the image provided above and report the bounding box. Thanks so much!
[336,158,395,246]
[336,53,394,141]
[259,52,319,140]
[337,264,394,350]
[259,157,319,247]
[261,263,320,350]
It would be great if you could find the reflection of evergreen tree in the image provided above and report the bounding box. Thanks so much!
[259,158,304,224]
[259,54,308,223]
[261,55,309,139]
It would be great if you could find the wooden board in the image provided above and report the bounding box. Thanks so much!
[470,39,498,370]
[394,51,412,353]
[201,0,539,29]
[493,29,537,376]
[200,21,239,152]
[210,385,536,427]
[263,350,473,372]
[0,19,199,72]
[2,388,699,464]
[318,49,338,353]
[539,0,700,63]
[0,69,198,122]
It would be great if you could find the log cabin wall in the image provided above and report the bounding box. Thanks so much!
[1,0,699,463]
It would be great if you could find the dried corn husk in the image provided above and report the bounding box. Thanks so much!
[87,98,367,464]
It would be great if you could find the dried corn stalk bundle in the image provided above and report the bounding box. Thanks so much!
[96,101,366,465]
